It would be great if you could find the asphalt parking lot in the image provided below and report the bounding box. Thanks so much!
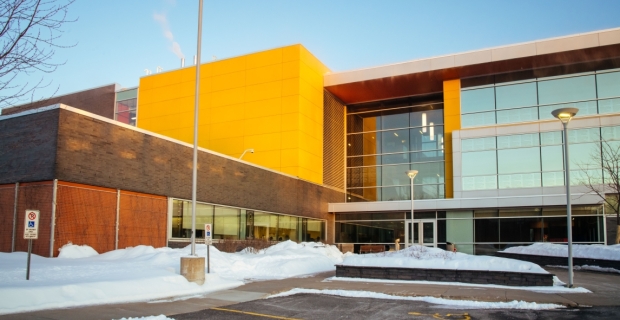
[171,293,620,320]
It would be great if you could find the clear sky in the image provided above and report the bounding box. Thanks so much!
[5,0,620,108]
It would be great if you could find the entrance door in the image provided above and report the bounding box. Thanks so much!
[405,220,436,248]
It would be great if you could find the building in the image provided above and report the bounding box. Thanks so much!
[2,27,619,256]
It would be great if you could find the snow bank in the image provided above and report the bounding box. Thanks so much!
[342,245,548,273]
[503,243,620,260]
[57,243,99,259]
[269,288,565,310]
[116,316,173,320]
[0,241,343,315]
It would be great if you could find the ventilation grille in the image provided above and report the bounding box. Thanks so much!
[323,90,345,190]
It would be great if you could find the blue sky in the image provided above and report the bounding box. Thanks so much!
[6,0,620,108]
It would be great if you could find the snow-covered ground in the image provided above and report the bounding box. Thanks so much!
[0,241,343,315]
[269,288,566,310]
[503,243,620,260]
[342,245,548,273]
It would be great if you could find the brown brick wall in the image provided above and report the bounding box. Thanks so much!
[14,182,53,257]
[54,109,343,224]
[53,182,117,256]
[1,84,117,119]
[118,191,167,249]
[0,109,59,184]
[0,184,16,252]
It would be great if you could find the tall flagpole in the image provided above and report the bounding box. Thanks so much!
[191,0,203,256]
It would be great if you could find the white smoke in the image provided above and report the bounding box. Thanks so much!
[153,12,184,59]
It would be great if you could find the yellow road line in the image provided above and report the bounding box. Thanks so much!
[210,307,302,320]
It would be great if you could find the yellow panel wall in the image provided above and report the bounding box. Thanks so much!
[443,79,461,199]
[137,45,329,184]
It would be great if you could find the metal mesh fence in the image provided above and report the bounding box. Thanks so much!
[0,184,16,252]
[15,182,54,256]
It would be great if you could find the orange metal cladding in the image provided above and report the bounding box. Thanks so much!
[137,44,330,184]
[0,184,16,252]
[118,190,167,249]
[54,182,117,255]
[443,79,461,199]
[14,181,54,256]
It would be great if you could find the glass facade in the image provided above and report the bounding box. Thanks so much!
[336,205,604,255]
[171,199,325,242]
[115,88,138,126]
[346,103,445,202]
[461,69,620,128]
[461,125,620,191]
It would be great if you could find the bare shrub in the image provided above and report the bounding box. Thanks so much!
[212,239,277,253]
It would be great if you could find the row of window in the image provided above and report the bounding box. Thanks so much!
[348,161,445,188]
[347,184,445,202]
[461,126,620,190]
[461,70,620,127]
[171,199,325,242]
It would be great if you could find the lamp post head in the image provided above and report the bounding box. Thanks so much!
[551,107,579,124]
[407,170,418,180]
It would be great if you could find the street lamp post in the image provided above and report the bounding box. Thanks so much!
[551,107,578,288]
[407,170,418,248]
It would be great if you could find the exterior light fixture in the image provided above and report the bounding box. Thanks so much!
[239,148,254,160]
[551,107,578,288]
[406,169,418,248]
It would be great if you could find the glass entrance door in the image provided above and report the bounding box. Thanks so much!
[405,220,436,248]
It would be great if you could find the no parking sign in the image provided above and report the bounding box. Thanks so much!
[205,223,212,244]
[24,210,40,239]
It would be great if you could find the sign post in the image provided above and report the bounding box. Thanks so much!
[205,223,212,273]
[24,210,40,280]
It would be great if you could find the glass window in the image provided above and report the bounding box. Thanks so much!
[544,217,568,242]
[461,87,495,113]
[254,212,278,240]
[601,126,620,141]
[278,215,299,241]
[499,208,541,217]
[412,161,445,184]
[381,112,409,130]
[410,125,443,151]
[497,147,540,174]
[497,133,539,149]
[347,167,380,188]
[346,188,379,202]
[568,127,600,143]
[462,150,497,176]
[381,129,409,153]
[495,82,537,109]
[498,173,541,188]
[347,132,381,156]
[539,101,598,120]
[542,171,565,187]
[382,153,409,165]
[462,175,497,190]
[596,71,620,99]
[461,111,495,128]
[462,137,496,152]
[541,145,564,172]
[569,142,601,169]
[474,219,499,242]
[411,109,443,127]
[538,75,596,105]
[381,164,410,186]
[306,219,324,242]
[347,155,381,167]
[598,98,620,114]
[382,186,409,201]
[410,150,444,163]
[214,207,239,240]
[500,218,543,242]
[496,107,538,124]
[540,131,563,145]
[181,202,213,238]
[415,184,444,200]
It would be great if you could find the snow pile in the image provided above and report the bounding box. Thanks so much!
[269,288,565,310]
[342,245,548,273]
[503,243,620,260]
[116,316,173,320]
[549,264,620,274]
[57,242,99,259]
[0,241,343,315]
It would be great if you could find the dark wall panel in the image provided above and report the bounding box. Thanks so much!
[0,110,59,184]
[55,109,343,225]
